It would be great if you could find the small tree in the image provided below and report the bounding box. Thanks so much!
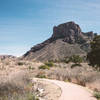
[87,35,100,70]
[69,55,83,64]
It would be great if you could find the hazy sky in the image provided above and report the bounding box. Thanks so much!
[0,0,100,56]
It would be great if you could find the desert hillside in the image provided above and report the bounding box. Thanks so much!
[23,21,96,62]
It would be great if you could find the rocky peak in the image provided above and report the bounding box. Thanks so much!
[51,21,95,44]
[52,21,82,42]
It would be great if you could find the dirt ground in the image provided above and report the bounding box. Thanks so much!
[33,78,61,100]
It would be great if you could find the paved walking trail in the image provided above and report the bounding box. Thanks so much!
[38,79,97,100]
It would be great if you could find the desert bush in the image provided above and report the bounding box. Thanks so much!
[48,68,71,81]
[63,58,70,63]
[36,71,46,78]
[27,93,39,100]
[17,62,24,66]
[39,62,54,70]
[48,65,100,87]
[39,65,50,70]
[0,71,30,95]
[94,92,100,100]
[29,66,35,70]
[64,55,83,64]
[45,61,54,67]
[69,55,83,64]
[36,74,46,78]
[87,35,100,70]
[71,63,82,68]
[0,71,40,100]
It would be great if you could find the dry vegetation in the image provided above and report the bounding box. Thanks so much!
[0,70,39,100]
[0,57,100,100]
[0,58,61,100]
[47,63,100,91]
[0,57,41,100]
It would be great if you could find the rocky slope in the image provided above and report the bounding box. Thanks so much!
[23,21,96,61]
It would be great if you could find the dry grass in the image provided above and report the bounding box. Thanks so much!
[0,70,39,100]
[47,63,100,91]
[0,57,100,95]
[0,58,43,100]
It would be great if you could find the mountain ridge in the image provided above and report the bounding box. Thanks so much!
[23,21,96,61]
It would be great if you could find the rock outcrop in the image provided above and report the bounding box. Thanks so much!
[23,21,95,61]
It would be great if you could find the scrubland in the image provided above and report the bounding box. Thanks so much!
[0,57,100,100]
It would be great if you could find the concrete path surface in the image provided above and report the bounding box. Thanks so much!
[36,78,96,100]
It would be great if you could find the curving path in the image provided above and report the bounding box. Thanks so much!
[35,78,97,100]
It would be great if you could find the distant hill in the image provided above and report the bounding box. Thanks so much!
[0,55,16,60]
[23,21,96,62]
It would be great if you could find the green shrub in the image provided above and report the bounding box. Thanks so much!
[36,74,46,78]
[29,66,35,70]
[28,93,39,100]
[39,65,50,70]
[63,58,70,63]
[71,63,82,68]
[64,55,83,64]
[17,62,24,66]
[36,71,46,78]
[39,61,54,70]
[94,92,100,100]
[69,55,83,64]
[45,61,54,67]
[87,35,100,70]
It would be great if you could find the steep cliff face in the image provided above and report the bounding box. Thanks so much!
[23,21,95,61]
[52,21,82,43]
[52,21,94,44]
